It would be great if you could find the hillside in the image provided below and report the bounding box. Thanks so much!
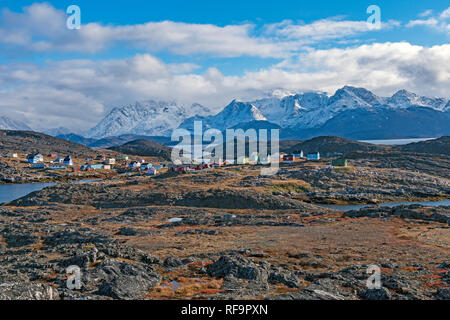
[286,136,387,156]
[393,136,450,156]
[0,130,96,157]
[108,139,172,160]
[56,133,98,146]
[90,134,172,148]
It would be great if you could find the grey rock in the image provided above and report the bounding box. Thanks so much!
[358,287,391,300]
[0,282,59,300]
[90,259,161,299]
[207,255,270,283]
[163,257,183,268]
[434,288,450,300]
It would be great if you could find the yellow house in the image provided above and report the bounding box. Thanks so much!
[237,156,249,164]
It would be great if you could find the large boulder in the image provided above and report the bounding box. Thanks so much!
[89,259,161,299]
[207,255,270,283]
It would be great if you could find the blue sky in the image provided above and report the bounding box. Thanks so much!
[0,1,449,131]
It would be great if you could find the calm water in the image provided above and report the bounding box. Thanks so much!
[0,179,101,204]
[359,138,437,145]
[318,200,450,211]
[0,182,56,204]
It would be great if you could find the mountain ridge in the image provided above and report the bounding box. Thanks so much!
[78,86,450,140]
[86,100,211,139]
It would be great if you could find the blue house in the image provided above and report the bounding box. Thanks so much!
[293,151,304,158]
[32,163,45,169]
[27,153,43,164]
[129,161,139,168]
[307,152,320,160]
[63,156,73,166]
[140,163,153,170]
[81,164,103,171]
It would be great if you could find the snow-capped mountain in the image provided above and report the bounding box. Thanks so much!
[387,89,448,111]
[252,92,328,126]
[287,86,387,128]
[0,116,32,131]
[87,100,211,138]
[87,86,449,140]
[177,86,450,139]
[179,100,266,131]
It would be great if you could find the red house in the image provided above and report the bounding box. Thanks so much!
[282,154,295,164]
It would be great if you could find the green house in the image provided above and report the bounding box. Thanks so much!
[332,158,348,167]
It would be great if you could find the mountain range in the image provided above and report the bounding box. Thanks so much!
[84,86,449,140]
[4,86,449,141]
[178,86,450,139]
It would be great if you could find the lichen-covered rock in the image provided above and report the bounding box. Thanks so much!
[207,255,270,283]
[0,282,59,300]
[87,259,161,300]
[358,288,391,300]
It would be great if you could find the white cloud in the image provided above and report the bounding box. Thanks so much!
[418,9,433,18]
[407,18,439,27]
[265,18,398,42]
[0,43,449,132]
[440,7,450,19]
[0,3,396,58]
[407,7,450,33]
[0,3,284,57]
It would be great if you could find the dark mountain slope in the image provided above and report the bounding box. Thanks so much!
[394,136,450,156]
[108,139,172,160]
[0,130,95,157]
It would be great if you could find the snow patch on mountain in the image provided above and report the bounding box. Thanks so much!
[0,116,32,131]
[87,101,211,138]
[387,89,448,111]
[179,100,266,131]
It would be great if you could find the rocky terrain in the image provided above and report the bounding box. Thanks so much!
[0,157,448,300]
[0,132,449,300]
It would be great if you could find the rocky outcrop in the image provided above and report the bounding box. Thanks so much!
[88,259,161,300]
[0,282,59,300]
[206,255,300,298]
[345,204,450,224]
